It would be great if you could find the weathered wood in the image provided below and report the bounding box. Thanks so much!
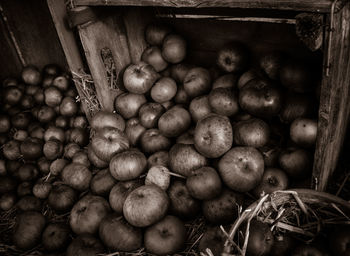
[74,0,335,13]
[77,13,131,111]
[313,2,350,191]
[47,0,93,120]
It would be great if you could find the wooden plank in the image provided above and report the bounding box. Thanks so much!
[47,0,94,121]
[74,0,334,13]
[313,2,350,191]
[77,13,131,112]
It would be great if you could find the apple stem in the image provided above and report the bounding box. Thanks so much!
[163,170,186,179]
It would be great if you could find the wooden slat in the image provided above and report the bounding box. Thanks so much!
[313,2,350,191]
[77,13,131,111]
[74,0,334,13]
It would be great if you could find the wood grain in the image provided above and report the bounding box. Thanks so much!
[74,0,334,13]
[77,13,131,112]
[313,2,350,191]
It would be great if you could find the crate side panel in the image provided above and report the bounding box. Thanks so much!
[313,3,350,191]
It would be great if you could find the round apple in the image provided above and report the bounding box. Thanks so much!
[194,114,233,158]
[218,146,264,192]
[212,73,238,89]
[141,46,168,72]
[61,163,92,191]
[140,128,171,154]
[189,95,212,123]
[90,168,116,196]
[246,220,274,256]
[139,102,165,128]
[216,42,250,73]
[183,67,211,98]
[123,184,170,227]
[278,147,312,179]
[290,117,318,148]
[42,223,70,252]
[279,92,315,123]
[259,51,284,80]
[144,215,186,255]
[252,168,289,197]
[174,84,190,105]
[162,34,186,64]
[145,23,171,46]
[150,77,177,103]
[70,195,110,235]
[66,234,105,256]
[90,110,125,131]
[158,106,191,137]
[147,150,169,168]
[125,117,146,146]
[21,65,42,85]
[198,226,226,256]
[208,87,240,116]
[114,92,147,119]
[170,63,194,83]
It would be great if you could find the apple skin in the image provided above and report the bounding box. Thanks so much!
[198,226,226,256]
[90,110,125,132]
[218,146,265,192]
[114,92,147,119]
[189,95,212,123]
[167,180,201,220]
[202,188,244,224]
[183,67,211,98]
[123,61,160,94]
[246,220,274,256]
[150,77,177,103]
[142,46,168,72]
[66,234,105,256]
[328,226,350,256]
[278,147,312,179]
[123,184,170,227]
[70,195,110,235]
[212,73,238,90]
[140,128,171,154]
[208,87,240,116]
[186,166,222,200]
[290,118,318,148]
[216,42,250,73]
[145,23,171,46]
[194,114,233,158]
[232,118,270,148]
[158,106,191,137]
[239,78,283,118]
[144,215,186,255]
[139,102,165,129]
[109,149,147,181]
[99,214,143,251]
[162,34,187,64]
[252,167,289,197]
[125,117,146,146]
[169,143,208,177]
[147,150,169,168]
[91,126,130,162]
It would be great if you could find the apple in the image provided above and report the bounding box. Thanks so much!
[44,126,65,142]
[2,77,18,87]
[198,226,226,256]
[186,166,222,200]
[109,179,142,214]
[161,100,175,110]
[17,163,39,181]
[218,146,264,192]
[42,223,70,252]
[0,114,11,133]
[168,180,201,220]
[66,234,105,256]
[61,163,92,191]
[290,118,318,148]
[189,95,212,123]
[64,142,81,160]
[21,65,42,85]
[44,86,63,107]
[90,168,116,196]
[123,61,160,94]
[194,114,233,158]
[3,140,21,160]
[123,184,170,227]
[17,181,33,197]
[259,51,285,80]
[50,158,69,176]
[72,115,88,129]
[17,196,42,212]
[125,117,146,146]
[69,127,89,147]
[43,139,63,160]
[32,181,52,199]
[246,220,274,256]
[52,75,70,91]
[279,92,315,123]
[72,151,90,167]
[239,78,283,118]
[280,58,316,93]
[144,215,186,255]
[20,94,35,109]
[140,128,171,154]
[202,188,244,224]
[19,137,43,160]
[151,77,177,103]
[139,102,165,128]
[259,142,282,167]
[142,46,168,72]
[0,159,6,176]
[59,96,78,116]
[90,110,125,131]
[216,42,249,73]
[33,87,44,104]
[99,214,143,251]
[2,86,23,105]
[114,92,147,119]
[183,67,211,98]
[252,167,289,197]
[170,63,194,83]
[147,150,169,168]
[212,73,238,90]
[278,147,312,179]
[11,111,31,129]
[162,34,186,64]
[145,23,171,46]
[158,106,191,137]
[109,149,147,181]
[174,84,190,105]
[169,144,208,177]
[145,165,171,190]
[328,226,350,256]
[91,126,129,162]
[208,87,240,116]
[0,193,16,211]
[176,127,195,144]
[37,106,56,123]
[42,75,54,88]
[13,129,28,141]
[55,115,69,129]
[0,176,17,194]
[37,157,51,174]
[70,195,110,234]
[232,118,270,148]
[43,63,61,76]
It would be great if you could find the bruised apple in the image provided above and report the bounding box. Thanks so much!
[123,185,169,227]
[183,67,211,98]
[158,106,191,137]
[194,114,233,158]
[218,147,264,192]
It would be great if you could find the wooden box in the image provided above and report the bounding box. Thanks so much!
[47,0,350,192]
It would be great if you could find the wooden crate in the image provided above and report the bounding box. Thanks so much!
[48,0,350,192]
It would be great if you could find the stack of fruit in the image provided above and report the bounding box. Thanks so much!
[1,21,345,256]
